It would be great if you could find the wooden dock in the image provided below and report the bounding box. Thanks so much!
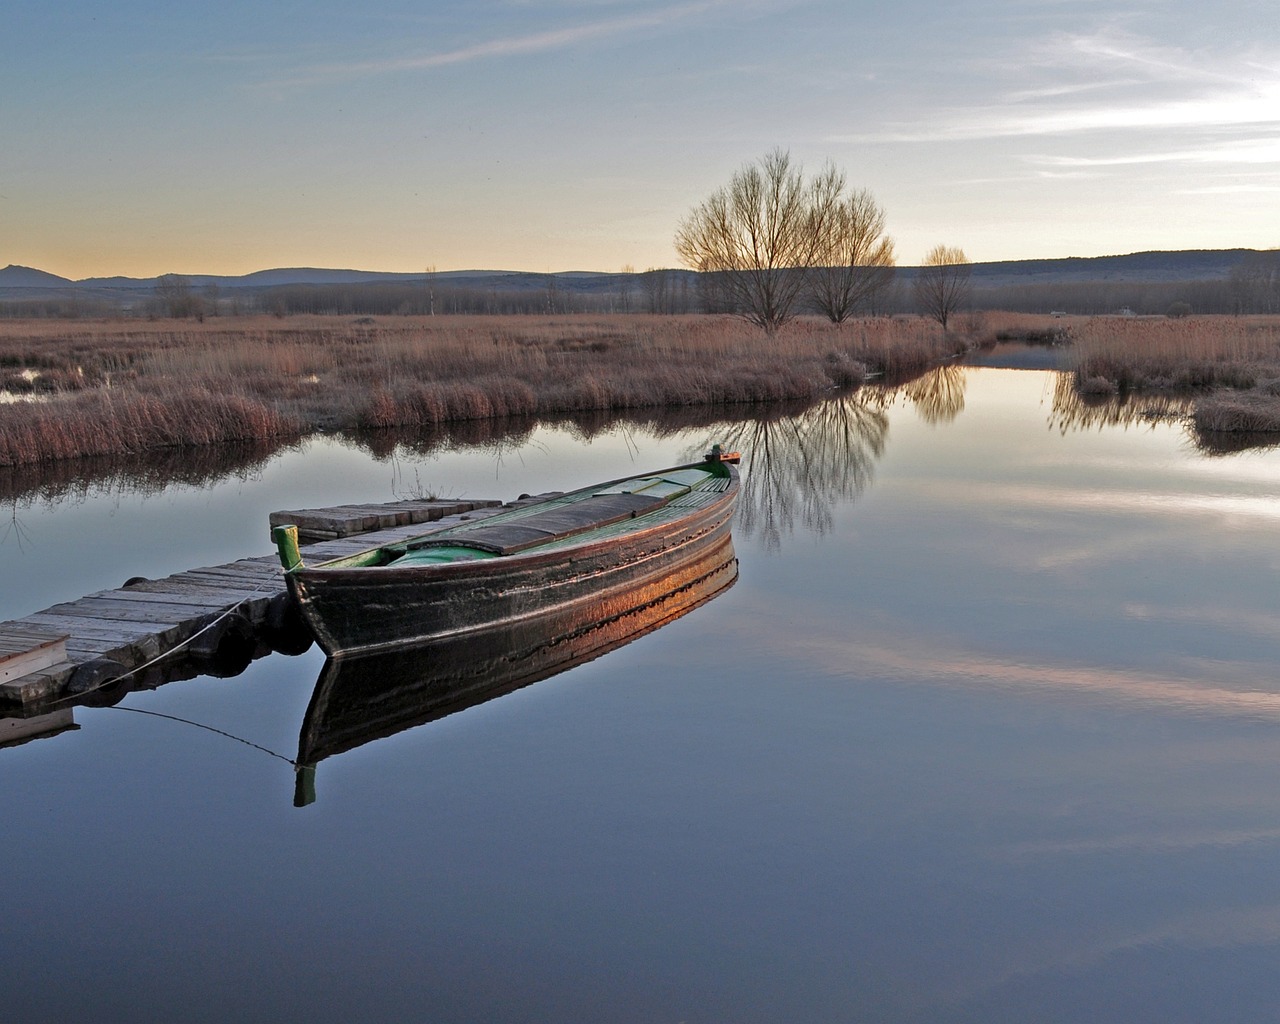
[0,497,504,712]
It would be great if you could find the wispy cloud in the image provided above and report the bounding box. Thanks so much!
[838,27,1280,150]
[1025,136,1280,168]
[268,0,732,87]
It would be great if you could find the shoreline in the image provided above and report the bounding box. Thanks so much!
[2,312,1278,470]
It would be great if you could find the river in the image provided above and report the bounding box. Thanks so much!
[3,365,1280,1023]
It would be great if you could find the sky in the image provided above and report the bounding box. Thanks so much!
[3,0,1277,279]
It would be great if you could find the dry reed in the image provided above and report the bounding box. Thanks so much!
[0,313,993,467]
[1068,314,1280,436]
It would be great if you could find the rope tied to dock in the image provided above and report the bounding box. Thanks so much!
[49,565,289,707]
[104,705,299,767]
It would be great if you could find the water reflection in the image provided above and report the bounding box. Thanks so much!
[1190,428,1280,457]
[0,706,77,748]
[1044,371,1280,456]
[295,535,737,804]
[678,365,964,549]
[1,534,738,808]
[687,393,889,547]
[896,363,968,424]
[6,367,1280,1021]
[1048,372,1194,435]
[0,438,288,507]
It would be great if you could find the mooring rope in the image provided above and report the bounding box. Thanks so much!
[48,564,288,706]
[104,704,299,767]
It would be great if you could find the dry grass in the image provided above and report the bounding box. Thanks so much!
[1068,314,1280,436]
[1070,315,1280,389]
[0,313,992,467]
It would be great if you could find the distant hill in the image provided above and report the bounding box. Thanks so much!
[957,249,1254,287]
[0,249,1269,315]
[0,265,75,288]
[1,250,1256,295]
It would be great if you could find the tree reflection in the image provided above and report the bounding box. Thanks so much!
[689,392,889,548]
[898,363,967,424]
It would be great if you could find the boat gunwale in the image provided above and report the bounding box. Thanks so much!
[291,460,739,582]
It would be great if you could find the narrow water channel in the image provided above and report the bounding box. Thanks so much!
[4,367,1280,1023]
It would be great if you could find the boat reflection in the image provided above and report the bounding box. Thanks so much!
[293,534,738,806]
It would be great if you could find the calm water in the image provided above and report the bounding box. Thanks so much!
[4,367,1280,1023]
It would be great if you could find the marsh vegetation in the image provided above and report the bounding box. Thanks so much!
[4,310,1280,469]
[0,313,977,468]
[1068,314,1280,434]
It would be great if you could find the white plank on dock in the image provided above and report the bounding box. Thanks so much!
[0,635,68,685]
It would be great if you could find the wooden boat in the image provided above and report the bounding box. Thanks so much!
[292,533,737,804]
[272,448,740,657]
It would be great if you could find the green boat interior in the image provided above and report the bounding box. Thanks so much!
[272,462,734,572]
[377,464,728,567]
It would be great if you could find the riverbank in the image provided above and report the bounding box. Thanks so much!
[8,311,1277,469]
[0,313,995,467]
[1068,314,1280,433]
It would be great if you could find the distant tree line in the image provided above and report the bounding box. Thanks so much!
[3,250,1278,323]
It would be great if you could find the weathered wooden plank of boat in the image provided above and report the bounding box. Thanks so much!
[0,635,68,685]
[282,458,741,656]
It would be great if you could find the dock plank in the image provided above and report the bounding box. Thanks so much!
[0,636,68,685]
[2,494,507,710]
[39,597,226,624]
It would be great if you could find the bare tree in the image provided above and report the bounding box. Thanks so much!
[155,274,203,320]
[617,265,635,312]
[913,245,972,330]
[1228,250,1280,314]
[808,171,896,323]
[675,149,836,334]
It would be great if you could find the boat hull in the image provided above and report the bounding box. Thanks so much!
[286,462,738,656]
[297,534,738,768]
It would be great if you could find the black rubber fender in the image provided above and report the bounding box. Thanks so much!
[66,658,131,707]
[259,593,315,656]
[187,611,257,677]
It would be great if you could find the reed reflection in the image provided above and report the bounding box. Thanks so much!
[1048,372,1195,436]
[0,438,288,508]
